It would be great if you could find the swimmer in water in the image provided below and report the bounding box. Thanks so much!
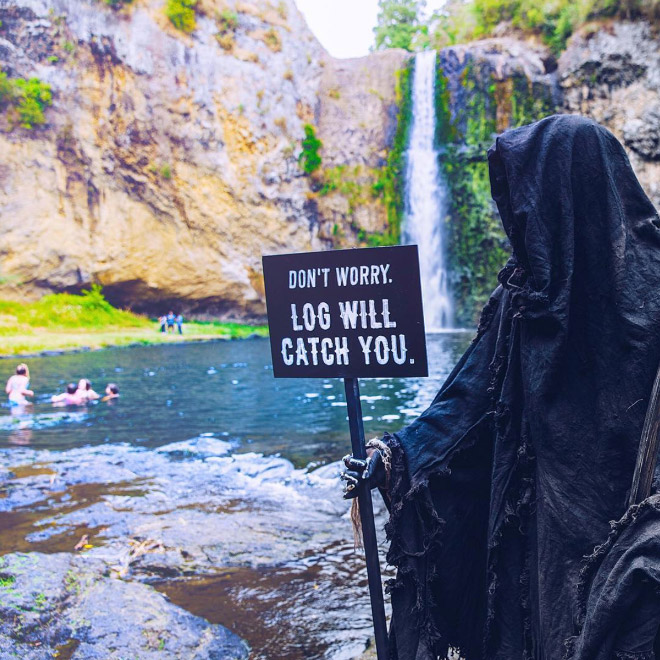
[51,383,84,406]
[5,363,34,407]
[76,379,100,402]
[102,383,120,401]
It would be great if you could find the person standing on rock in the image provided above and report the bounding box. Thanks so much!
[341,115,660,660]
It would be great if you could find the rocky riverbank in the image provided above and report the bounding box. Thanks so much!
[0,436,390,659]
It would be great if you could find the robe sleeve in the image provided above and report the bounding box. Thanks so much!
[393,285,505,483]
[383,286,506,660]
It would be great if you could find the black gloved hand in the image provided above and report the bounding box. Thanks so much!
[340,448,386,499]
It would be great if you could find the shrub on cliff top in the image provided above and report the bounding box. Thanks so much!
[432,0,660,53]
[299,124,322,174]
[374,0,428,51]
[166,0,197,33]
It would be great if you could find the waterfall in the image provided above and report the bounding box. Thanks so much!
[403,50,454,331]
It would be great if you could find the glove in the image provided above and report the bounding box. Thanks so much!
[340,447,387,499]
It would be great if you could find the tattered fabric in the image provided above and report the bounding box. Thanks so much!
[565,495,660,660]
[383,115,660,660]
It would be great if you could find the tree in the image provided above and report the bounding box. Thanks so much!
[373,0,428,52]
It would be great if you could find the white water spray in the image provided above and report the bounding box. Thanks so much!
[403,51,454,331]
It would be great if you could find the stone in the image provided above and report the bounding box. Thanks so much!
[0,551,249,659]
[559,21,660,208]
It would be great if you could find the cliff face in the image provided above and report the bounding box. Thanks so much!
[559,21,660,209]
[0,1,658,322]
[0,0,405,319]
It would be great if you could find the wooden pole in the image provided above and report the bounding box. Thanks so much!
[344,377,388,660]
[628,362,660,508]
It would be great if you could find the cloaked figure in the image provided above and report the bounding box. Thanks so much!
[342,115,660,660]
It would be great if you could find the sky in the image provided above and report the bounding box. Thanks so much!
[294,0,447,59]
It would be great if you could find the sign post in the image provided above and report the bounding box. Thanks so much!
[262,245,428,660]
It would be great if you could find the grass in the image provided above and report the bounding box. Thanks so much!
[0,286,268,357]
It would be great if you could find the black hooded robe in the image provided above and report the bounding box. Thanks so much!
[383,115,660,660]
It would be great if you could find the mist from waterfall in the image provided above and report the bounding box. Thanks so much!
[403,50,454,331]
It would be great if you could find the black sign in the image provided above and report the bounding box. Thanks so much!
[262,245,428,379]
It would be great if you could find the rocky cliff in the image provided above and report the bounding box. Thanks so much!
[0,0,658,323]
[0,0,406,319]
[560,20,660,207]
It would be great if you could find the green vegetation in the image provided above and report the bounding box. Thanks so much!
[374,0,428,51]
[0,286,268,356]
[0,286,147,332]
[318,165,380,217]
[216,9,238,50]
[375,0,660,55]
[160,163,172,180]
[432,0,660,53]
[0,576,16,588]
[166,0,197,33]
[298,124,322,175]
[0,73,52,129]
[367,58,414,246]
[437,61,556,325]
[263,27,282,52]
[218,9,238,31]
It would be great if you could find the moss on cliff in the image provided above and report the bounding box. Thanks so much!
[437,59,555,326]
[351,56,415,247]
[165,0,197,33]
[0,73,52,130]
[299,124,323,175]
[318,165,375,214]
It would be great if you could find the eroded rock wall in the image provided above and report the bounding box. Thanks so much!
[0,0,412,319]
[559,20,660,209]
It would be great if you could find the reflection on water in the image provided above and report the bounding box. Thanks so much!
[0,333,472,465]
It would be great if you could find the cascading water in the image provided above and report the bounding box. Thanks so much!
[403,50,454,331]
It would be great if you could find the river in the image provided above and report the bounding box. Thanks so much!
[0,333,471,659]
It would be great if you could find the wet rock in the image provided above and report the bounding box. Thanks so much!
[0,441,387,659]
[0,551,249,659]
